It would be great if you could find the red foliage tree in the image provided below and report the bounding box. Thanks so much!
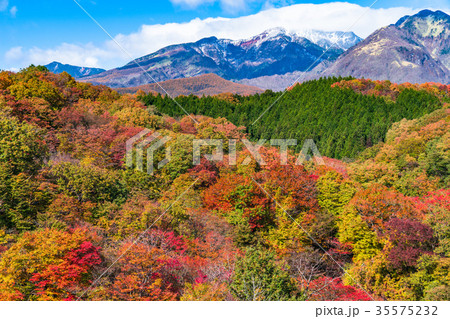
[105,242,178,301]
[384,218,435,271]
[305,277,372,301]
[348,184,422,232]
[188,158,219,187]
[202,172,273,230]
[30,241,102,300]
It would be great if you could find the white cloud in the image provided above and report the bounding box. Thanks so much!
[0,0,17,18]
[112,2,420,59]
[170,0,292,13]
[170,0,249,13]
[10,5,17,17]
[4,43,125,69]
[4,46,22,60]
[170,0,215,7]
[4,2,449,70]
[221,0,248,12]
[0,0,8,11]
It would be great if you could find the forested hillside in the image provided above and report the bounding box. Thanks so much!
[141,77,446,159]
[0,67,448,301]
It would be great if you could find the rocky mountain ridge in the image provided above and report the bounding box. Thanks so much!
[45,61,106,78]
[80,28,360,88]
[322,10,450,84]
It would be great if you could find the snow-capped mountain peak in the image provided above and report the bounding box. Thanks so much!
[232,28,289,48]
[294,29,362,50]
[231,28,361,51]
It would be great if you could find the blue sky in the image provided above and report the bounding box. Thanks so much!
[1,0,450,70]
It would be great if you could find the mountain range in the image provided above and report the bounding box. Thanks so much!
[55,9,450,92]
[80,28,360,88]
[45,62,106,78]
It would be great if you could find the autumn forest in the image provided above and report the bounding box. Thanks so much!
[0,66,449,301]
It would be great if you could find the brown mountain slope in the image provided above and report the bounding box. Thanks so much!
[322,10,450,84]
[323,25,449,84]
[116,73,264,96]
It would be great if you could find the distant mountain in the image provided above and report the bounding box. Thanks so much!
[45,62,106,79]
[236,60,329,92]
[396,9,450,70]
[116,73,264,97]
[295,29,362,50]
[82,28,352,88]
[323,10,450,84]
[83,11,450,91]
[236,71,307,92]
